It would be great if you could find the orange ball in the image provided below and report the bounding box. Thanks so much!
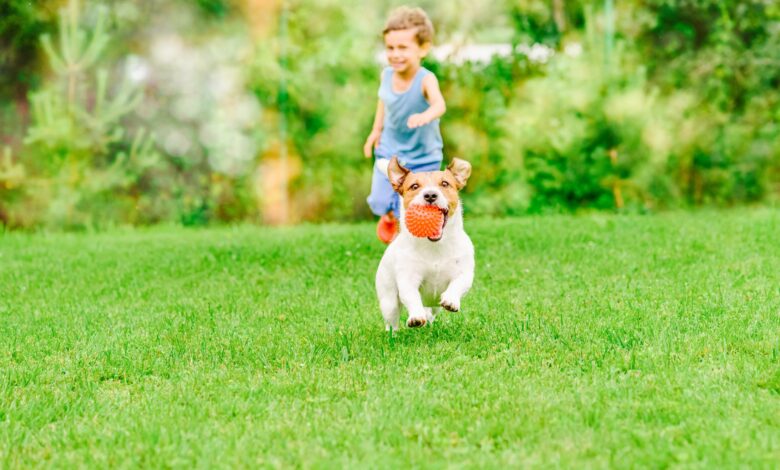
[405,204,444,238]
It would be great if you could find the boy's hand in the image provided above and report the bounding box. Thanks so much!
[363,130,381,158]
[407,113,431,129]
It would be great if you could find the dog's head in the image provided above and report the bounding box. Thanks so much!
[387,157,471,241]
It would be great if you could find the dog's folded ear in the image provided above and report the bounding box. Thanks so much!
[446,158,472,189]
[387,156,410,193]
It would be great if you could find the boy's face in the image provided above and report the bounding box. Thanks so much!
[384,29,429,74]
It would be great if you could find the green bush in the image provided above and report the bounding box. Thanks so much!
[8,2,160,229]
[1,0,778,228]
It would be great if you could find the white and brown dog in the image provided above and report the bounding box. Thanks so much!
[375,157,474,331]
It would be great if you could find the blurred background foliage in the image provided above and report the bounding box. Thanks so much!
[0,0,778,228]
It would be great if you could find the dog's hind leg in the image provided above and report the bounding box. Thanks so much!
[423,307,438,324]
[376,263,401,331]
[379,294,400,332]
[431,307,442,323]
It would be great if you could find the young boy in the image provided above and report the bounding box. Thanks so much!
[364,6,446,244]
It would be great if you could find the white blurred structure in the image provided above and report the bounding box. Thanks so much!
[123,30,261,177]
[376,42,561,66]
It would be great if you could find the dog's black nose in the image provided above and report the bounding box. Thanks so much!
[423,191,438,203]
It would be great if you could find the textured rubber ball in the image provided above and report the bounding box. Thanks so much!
[405,205,444,238]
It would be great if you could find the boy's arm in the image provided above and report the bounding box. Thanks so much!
[371,99,385,133]
[363,99,384,158]
[407,74,446,129]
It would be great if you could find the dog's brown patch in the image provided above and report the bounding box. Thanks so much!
[387,157,471,214]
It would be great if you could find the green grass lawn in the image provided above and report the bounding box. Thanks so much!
[2,210,780,467]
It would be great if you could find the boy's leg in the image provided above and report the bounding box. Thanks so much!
[367,159,400,243]
[367,159,398,217]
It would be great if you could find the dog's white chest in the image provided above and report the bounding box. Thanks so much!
[419,265,455,306]
[391,235,471,306]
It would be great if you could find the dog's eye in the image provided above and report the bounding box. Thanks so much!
[441,181,450,187]
[410,183,420,190]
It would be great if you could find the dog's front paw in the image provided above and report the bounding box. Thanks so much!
[439,292,460,312]
[406,316,427,328]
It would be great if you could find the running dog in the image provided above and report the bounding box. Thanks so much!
[375,156,474,330]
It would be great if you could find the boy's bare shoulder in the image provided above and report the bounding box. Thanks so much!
[422,72,440,85]
[421,72,441,91]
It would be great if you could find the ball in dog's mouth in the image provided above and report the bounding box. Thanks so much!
[405,204,448,241]
[427,209,449,241]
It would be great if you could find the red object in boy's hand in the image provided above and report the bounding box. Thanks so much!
[405,205,445,239]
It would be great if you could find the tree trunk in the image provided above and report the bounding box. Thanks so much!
[552,0,566,34]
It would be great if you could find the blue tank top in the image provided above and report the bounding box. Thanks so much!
[375,66,443,167]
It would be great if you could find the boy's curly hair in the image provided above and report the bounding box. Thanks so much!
[383,6,434,45]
